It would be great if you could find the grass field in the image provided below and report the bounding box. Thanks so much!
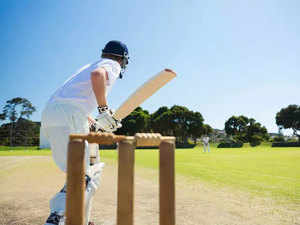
[0,146,50,156]
[1,144,299,204]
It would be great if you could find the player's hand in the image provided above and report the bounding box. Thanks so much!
[95,106,122,132]
[88,116,97,132]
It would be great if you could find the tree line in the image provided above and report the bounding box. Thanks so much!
[115,105,212,144]
[0,97,299,146]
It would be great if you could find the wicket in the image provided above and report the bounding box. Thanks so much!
[66,133,176,225]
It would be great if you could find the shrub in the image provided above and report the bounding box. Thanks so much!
[287,137,298,142]
[250,140,261,147]
[175,142,197,148]
[217,141,243,148]
[273,136,285,142]
[0,137,10,146]
[272,142,300,147]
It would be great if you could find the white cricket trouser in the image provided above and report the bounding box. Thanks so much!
[203,144,210,152]
[42,103,103,225]
[42,102,90,172]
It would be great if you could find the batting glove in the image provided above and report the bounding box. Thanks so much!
[95,106,122,132]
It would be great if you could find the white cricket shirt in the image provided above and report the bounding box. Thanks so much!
[47,59,121,115]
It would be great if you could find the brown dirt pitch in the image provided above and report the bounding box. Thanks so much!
[0,156,299,225]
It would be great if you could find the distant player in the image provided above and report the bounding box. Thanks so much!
[41,40,129,225]
[202,135,210,152]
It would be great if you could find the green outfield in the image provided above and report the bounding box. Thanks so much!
[102,145,300,203]
[1,144,299,203]
[0,146,50,156]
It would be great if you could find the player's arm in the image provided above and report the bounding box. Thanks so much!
[91,67,109,107]
[90,67,121,132]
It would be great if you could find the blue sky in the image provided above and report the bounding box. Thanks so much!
[1,0,299,133]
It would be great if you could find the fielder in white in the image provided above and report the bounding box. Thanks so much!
[41,41,129,225]
[202,135,210,152]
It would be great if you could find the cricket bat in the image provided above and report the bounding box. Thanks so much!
[114,69,176,120]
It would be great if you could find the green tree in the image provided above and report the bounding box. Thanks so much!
[224,115,249,142]
[150,106,173,135]
[150,105,206,144]
[249,135,263,147]
[0,97,36,146]
[246,121,269,142]
[276,105,300,141]
[116,107,150,135]
[170,105,206,144]
[0,119,40,146]
[224,115,268,146]
[117,105,209,145]
[169,105,192,144]
[0,97,36,122]
[187,111,205,144]
[202,124,213,135]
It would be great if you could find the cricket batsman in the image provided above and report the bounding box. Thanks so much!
[41,40,129,225]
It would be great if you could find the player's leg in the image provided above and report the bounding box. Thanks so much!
[43,103,104,225]
[67,106,104,224]
[43,104,90,225]
[42,103,69,225]
[85,161,105,223]
[43,125,69,225]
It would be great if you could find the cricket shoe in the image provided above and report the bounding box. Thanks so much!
[44,212,65,225]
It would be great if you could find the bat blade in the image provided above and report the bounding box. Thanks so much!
[114,69,176,120]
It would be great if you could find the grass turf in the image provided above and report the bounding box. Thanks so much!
[101,145,300,203]
[1,144,299,203]
[0,146,51,156]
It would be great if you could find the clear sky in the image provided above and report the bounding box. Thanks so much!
[1,0,299,133]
